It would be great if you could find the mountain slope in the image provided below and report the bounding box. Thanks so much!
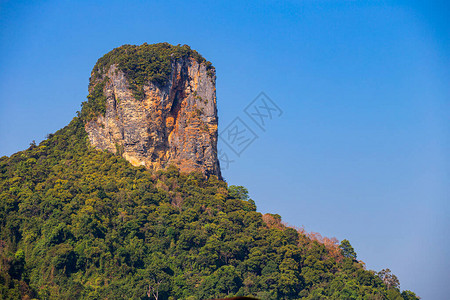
[0,119,419,300]
[0,43,419,300]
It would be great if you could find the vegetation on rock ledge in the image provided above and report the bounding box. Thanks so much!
[79,77,108,122]
[0,117,419,299]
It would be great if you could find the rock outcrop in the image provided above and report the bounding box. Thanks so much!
[83,44,221,178]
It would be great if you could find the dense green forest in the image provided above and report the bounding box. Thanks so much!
[0,116,419,299]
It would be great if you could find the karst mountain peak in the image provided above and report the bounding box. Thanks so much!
[81,43,221,178]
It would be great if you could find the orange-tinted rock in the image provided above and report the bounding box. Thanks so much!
[85,56,221,178]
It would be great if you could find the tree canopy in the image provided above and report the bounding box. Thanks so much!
[0,117,419,299]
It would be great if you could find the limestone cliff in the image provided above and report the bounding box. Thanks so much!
[82,43,221,178]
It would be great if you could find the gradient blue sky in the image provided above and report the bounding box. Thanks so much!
[0,1,448,298]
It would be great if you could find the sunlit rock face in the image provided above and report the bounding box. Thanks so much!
[85,54,221,178]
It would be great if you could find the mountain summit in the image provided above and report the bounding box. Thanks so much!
[0,43,419,299]
[82,43,221,178]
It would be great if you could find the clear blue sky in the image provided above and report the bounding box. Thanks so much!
[0,0,448,298]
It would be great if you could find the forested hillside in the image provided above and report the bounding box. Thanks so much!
[0,117,419,299]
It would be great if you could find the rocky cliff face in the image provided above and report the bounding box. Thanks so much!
[83,44,221,178]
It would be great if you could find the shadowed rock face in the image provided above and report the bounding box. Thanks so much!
[84,55,221,178]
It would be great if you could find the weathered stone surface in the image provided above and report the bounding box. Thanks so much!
[85,57,221,178]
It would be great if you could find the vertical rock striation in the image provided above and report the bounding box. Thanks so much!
[83,44,221,178]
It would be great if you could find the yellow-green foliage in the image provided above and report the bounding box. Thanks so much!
[0,117,419,299]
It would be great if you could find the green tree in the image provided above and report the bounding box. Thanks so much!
[401,290,420,300]
[339,239,357,259]
[377,268,400,290]
[228,185,249,201]
[10,249,25,280]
